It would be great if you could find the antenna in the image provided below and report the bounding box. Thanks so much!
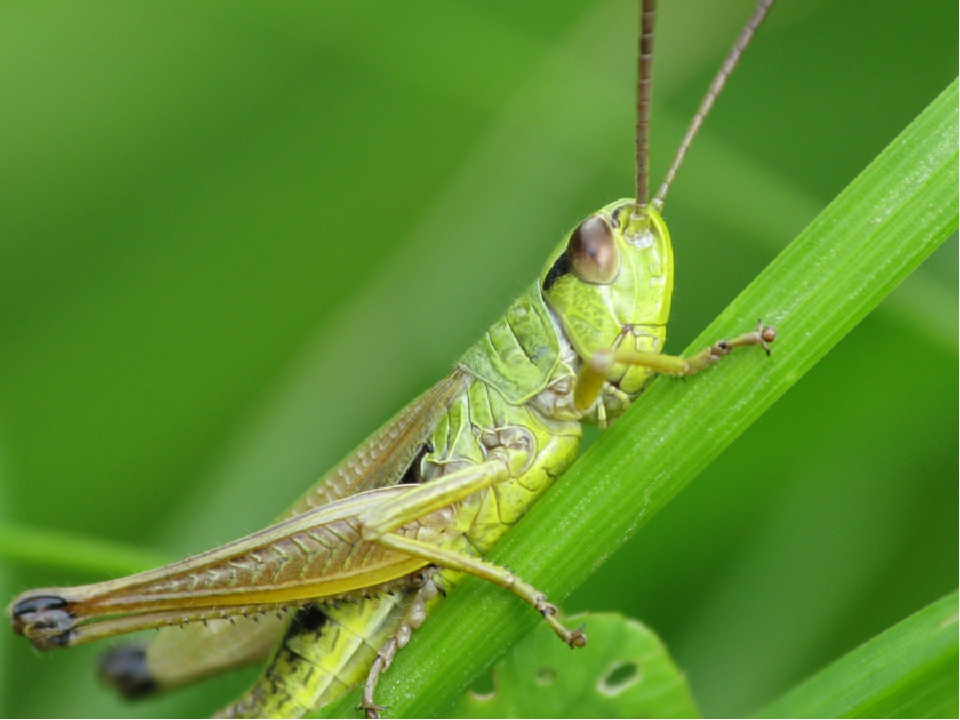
[650,0,775,211]
[635,0,656,208]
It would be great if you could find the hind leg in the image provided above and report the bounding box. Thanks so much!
[360,570,442,719]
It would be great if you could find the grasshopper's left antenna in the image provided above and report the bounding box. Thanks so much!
[635,0,656,209]
[652,0,775,211]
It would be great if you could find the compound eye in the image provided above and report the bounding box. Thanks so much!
[568,214,620,284]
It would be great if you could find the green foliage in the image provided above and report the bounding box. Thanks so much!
[0,1,955,717]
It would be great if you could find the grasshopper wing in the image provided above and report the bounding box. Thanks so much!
[70,369,469,697]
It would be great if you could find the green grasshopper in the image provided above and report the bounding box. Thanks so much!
[10,0,777,716]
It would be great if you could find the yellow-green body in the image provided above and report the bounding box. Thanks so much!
[212,200,676,715]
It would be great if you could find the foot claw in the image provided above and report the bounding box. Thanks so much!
[360,702,387,719]
[758,320,777,354]
[566,623,587,648]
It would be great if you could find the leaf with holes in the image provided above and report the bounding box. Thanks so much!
[449,613,698,718]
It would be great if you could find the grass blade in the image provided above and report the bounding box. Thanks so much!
[759,591,958,718]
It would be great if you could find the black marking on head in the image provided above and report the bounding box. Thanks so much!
[98,644,159,699]
[611,204,631,228]
[542,251,571,293]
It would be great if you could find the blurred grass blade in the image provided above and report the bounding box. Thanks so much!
[759,591,959,718]
[322,79,958,718]
[0,521,170,576]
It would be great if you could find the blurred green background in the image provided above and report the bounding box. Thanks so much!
[0,0,955,717]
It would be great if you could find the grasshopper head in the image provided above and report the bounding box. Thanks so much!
[541,199,674,397]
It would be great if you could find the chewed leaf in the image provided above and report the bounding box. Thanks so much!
[450,612,698,718]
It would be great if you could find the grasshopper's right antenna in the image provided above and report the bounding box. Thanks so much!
[651,0,775,211]
[634,0,656,209]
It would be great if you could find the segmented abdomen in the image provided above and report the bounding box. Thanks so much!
[215,593,410,718]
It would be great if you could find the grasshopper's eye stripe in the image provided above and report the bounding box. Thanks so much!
[568,215,620,285]
[542,252,571,292]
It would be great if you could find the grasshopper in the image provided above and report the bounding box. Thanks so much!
[10,0,777,716]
